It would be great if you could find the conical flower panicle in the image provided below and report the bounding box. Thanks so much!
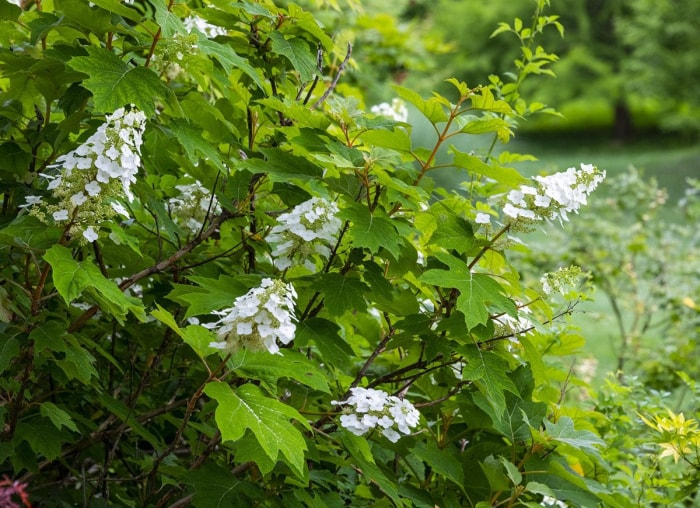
[207,278,298,355]
[267,197,342,272]
[24,106,146,243]
[503,163,606,225]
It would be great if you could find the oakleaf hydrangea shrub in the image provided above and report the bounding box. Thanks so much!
[0,0,667,506]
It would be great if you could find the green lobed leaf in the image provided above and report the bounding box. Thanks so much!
[394,85,449,124]
[88,0,141,22]
[431,213,476,254]
[196,36,266,90]
[357,128,412,152]
[410,440,465,491]
[44,245,146,324]
[0,336,19,375]
[204,382,310,478]
[311,273,369,317]
[154,0,186,37]
[460,345,518,416]
[336,431,403,506]
[295,317,354,370]
[269,32,318,82]
[0,214,63,250]
[167,274,250,318]
[469,87,514,114]
[420,253,516,329]
[544,417,604,455]
[339,204,403,258]
[40,402,79,433]
[240,147,324,181]
[13,418,66,460]
[168,118,228,172]
[231,349,330,393]
[451,148,526,187]
[68,47,172,117]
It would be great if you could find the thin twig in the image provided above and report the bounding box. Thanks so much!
[311,43,352,109]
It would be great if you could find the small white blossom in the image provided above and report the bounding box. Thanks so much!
[208,278,297,355]
[267,197,342,272]
[332,387,420,443]
[83,226,98,243]
[53,209,69,221]
[475,212,491,225]
[370,98,409,123]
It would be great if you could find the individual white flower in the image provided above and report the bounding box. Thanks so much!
[267,197,342,272]
[19,195,43,208]
[371,98,409,123]
[207,278,297,355]
[475,212,491,225]
[332,387,420,443]
[502,163,605,226]
[53,209,69,221]
[168,179,221,234]
[83,226,98,242]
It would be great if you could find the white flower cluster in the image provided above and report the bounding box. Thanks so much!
[207,278,297,355]
[267,197,342,272]
[184,15,227,38]
[370,98,409,123]
[540,265,583,295]
[24,106,146,242]
[168,179,221,234]
[332,387,420,443]
[503,163,605,224]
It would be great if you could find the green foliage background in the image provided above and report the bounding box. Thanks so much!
[1,0,699,507]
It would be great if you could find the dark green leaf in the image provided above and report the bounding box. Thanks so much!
[240,148,323,180]
[311,273,368,316]
[40,402,79,433]
[339,204,402,258]
[232,349,330,393]
[460,345,518,416]
[410,440,465,490]
[295,317,354,370]
[420,253,516,329]
[0,214,63,250]
[196,36,266,90]
[169,118,228,171]
[68,47,172,116]
[44,245,146,323]
[269,32,318,82]
[204,382,309,477]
